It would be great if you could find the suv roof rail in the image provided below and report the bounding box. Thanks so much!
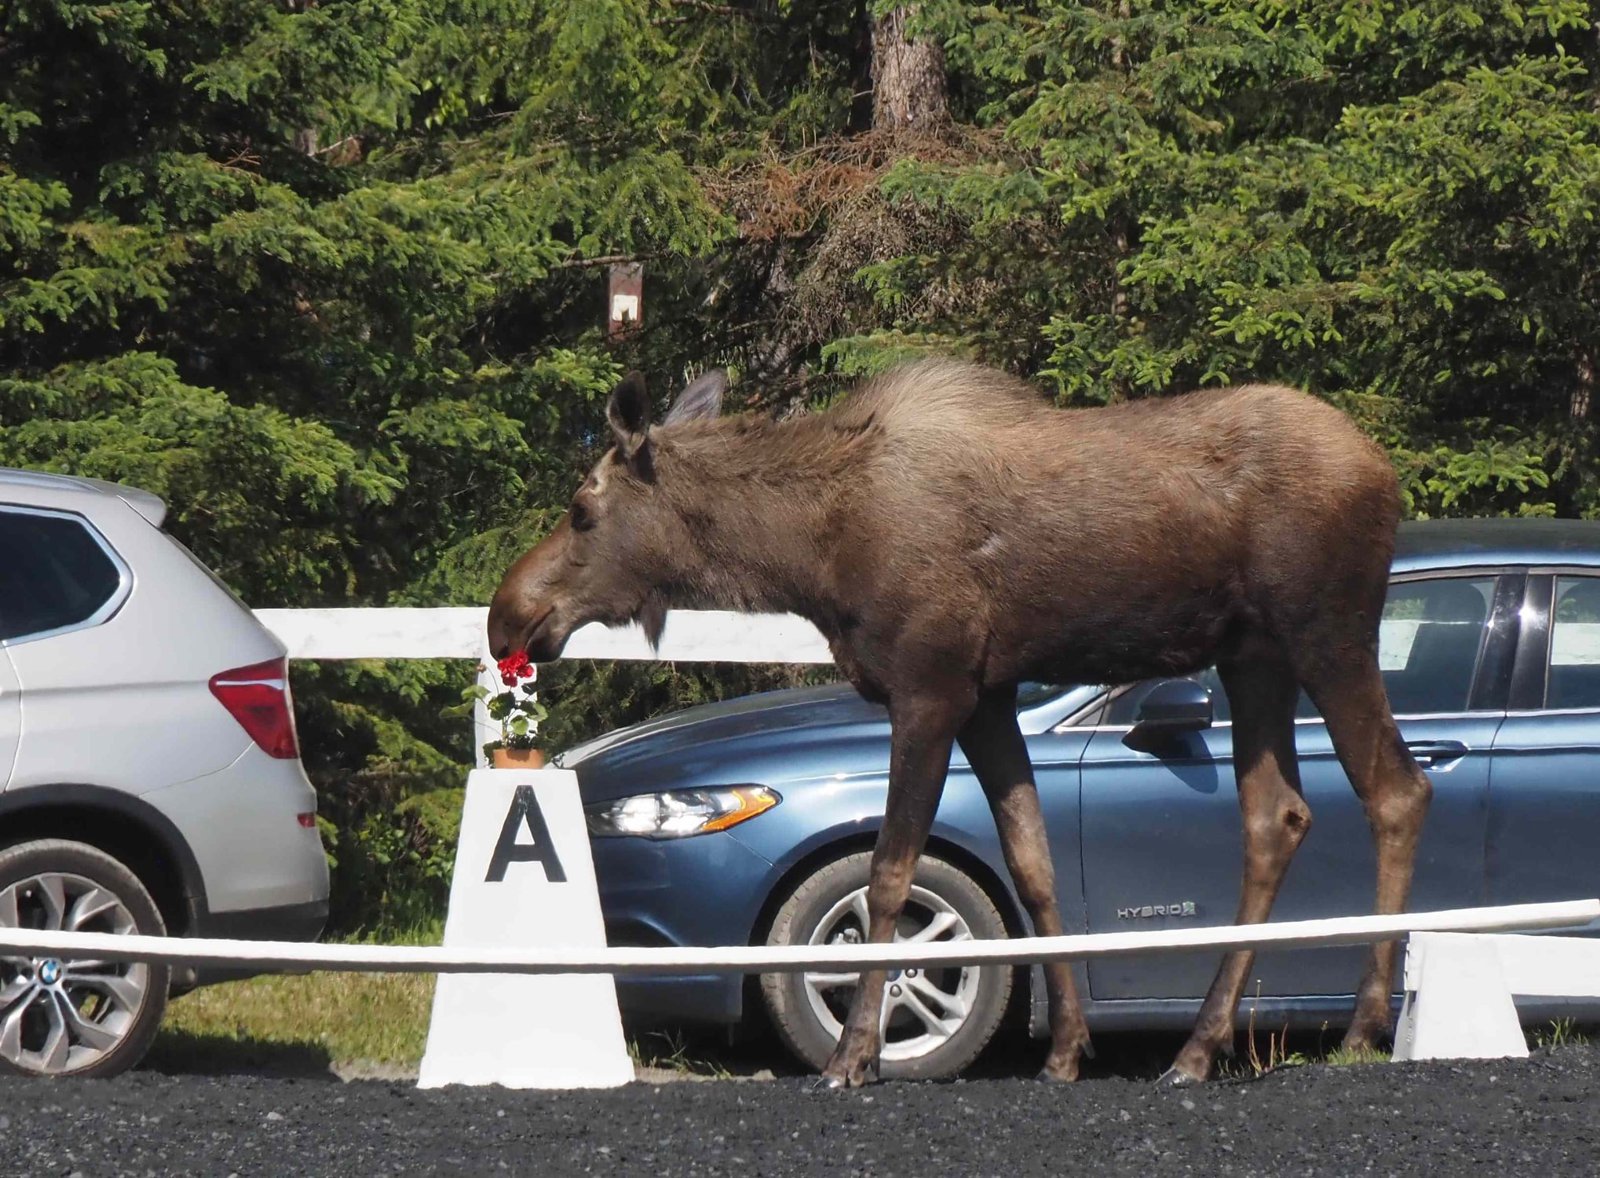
[0,468,167,527]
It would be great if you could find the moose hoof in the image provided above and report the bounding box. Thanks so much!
[816,1071,877,1090]
[1035,1066,1078,1084]
[1155,1065,1204,1088]
[1035,1050,1083,1083]
[1341,1019,1389,1055]
[820,1030,883,1089]
[818,1057,880,1089]
[831,1066,880,1089]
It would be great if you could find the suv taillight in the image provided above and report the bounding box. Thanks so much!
[209,658,300,759]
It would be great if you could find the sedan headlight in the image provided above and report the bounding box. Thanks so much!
[585,786,781,840]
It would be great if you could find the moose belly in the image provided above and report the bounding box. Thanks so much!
[1000,580,1247,688]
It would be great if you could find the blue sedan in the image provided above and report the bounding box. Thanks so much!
[562,519,1600,1079]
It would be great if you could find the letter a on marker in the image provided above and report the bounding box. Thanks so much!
[485,785,568,883]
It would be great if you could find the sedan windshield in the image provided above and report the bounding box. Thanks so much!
[1016,681,1078,709]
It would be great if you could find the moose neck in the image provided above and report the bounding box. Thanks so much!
[656,414,865,631]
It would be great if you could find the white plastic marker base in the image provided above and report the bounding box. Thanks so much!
[418,769,633,1089]
[1393,930,1600,1061]
[1393,932,1526,1062]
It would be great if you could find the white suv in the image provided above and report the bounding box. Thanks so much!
[0,469,330,1076]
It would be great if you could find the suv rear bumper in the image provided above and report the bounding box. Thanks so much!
[177,898,329,990]
[194,897,328,943]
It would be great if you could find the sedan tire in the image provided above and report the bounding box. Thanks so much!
[0,839,170,1078]
[759,851,1011,1081]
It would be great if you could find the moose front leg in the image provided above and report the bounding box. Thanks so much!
[958,689,1091,1081]
[821,692,971,1088]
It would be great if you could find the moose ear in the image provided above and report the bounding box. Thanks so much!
[606,371,652,461]
[663,368,728,427]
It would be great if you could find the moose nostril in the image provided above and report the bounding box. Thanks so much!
[486,613,513,662]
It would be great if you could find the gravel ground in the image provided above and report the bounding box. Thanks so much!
[1,1047,1597,1176]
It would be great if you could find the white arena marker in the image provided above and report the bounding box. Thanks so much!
[418,769,633,1089]
[1393,933,1527,1061]
[1394,931,1600,1062]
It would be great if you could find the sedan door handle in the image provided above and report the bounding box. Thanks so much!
[1406,740,1468,770]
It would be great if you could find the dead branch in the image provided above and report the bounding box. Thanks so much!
[652,1,778,27]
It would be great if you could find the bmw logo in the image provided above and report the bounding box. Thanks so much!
[37,959,61,986]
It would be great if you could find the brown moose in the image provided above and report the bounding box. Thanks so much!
[487,358,1430,1087]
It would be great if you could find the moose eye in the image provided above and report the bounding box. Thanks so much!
[569,498,595,532]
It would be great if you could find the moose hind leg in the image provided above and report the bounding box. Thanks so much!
[1166,648,1310,1084]
[821,691,971,1088]
[1307,654,1432,1051]
[958,689,1091,1081]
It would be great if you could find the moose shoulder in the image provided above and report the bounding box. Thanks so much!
[488,359,1429,1088]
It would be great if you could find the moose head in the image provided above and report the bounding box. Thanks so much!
[486,369,728,663]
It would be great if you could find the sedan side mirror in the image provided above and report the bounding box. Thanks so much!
[1132,678,1214,734]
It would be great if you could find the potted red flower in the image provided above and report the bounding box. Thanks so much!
[465,650,550,769]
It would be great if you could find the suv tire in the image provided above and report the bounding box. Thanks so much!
[0,839,169,1077]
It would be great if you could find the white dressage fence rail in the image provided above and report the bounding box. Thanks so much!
[2,900,1596,976]
[252,606,833,765]
[251,606,834,664]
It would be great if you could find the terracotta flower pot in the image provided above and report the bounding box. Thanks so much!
[490,746,546,770]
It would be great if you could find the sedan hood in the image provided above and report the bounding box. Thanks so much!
[559,680,1100,805]
[557,683,882,775]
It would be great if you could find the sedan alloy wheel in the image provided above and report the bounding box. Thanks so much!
[760,851,1012,1080]
[801,883,984,1062]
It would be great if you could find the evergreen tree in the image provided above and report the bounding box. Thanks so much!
[848,0,1600,516]
[6,0,1597,929]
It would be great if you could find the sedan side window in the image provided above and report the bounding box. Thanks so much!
[1107,575,1496,724]
[0,508,125,642]
[1375,577,1495,715]
[1547,576,1600,710]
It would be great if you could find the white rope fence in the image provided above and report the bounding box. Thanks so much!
[4,900,1595,976]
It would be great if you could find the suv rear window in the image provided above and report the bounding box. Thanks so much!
[0,507,125,641]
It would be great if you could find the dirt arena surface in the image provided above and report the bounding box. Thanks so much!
[2,1045,1596,1176]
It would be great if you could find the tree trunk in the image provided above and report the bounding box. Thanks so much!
[1107,0,1133,399]
[1573,347,1594,421]
[871,6,947,130]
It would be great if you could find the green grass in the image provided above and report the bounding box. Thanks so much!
[152,973,743,1079]
[1216,1038,1388,1080]
[169,955,1600,1081]
[152,970,436,1074]
[1530,1018,1591,1051]
[146,925,744,1079]
[629,1027,736,1080]
[1217,1008,1391,1080]
[1324,1044,1389,1067]
[149,928,441,1075]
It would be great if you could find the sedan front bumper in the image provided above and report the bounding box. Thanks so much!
[591,829,778,1028]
